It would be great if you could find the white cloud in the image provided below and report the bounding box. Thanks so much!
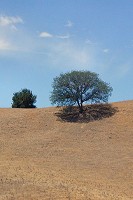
[56,34,70,39]
[39,32,70,39]
[0,39,11,50]
[39,32,53,38]
[65,20,73,27]
[0,15,23,26]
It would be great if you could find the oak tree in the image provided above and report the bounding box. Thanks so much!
[50,71,112,113]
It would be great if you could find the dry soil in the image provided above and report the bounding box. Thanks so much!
[0,101,133,199]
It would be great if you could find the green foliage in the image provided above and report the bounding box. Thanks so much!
[50,70,113,113]
[12,88,37,108]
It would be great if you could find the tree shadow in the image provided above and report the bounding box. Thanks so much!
[55,104,118,123]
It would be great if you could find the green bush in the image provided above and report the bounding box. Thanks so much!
[12,88,37,108]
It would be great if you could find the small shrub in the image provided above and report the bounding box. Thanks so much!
[12,88,37,108]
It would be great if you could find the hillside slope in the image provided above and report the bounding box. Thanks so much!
[0,101,133,200]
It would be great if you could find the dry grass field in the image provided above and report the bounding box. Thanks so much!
[0,101,133,199]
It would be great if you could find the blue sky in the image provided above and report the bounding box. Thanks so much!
[0,0,133,107]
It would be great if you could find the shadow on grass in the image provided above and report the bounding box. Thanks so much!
[55,104,118,123]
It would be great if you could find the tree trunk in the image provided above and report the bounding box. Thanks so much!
[79,102,83,113]
[77,100,83,113]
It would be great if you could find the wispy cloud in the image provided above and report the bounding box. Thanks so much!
[56,34,70,39]
[0,16,24,53]
[65,20,73,27]
[85,39,97,45]
[39,32,53,38]
[103,48,109,53]
[47,41,93,69]
[0,15,23,26]
[0,39,11,50]
[11,25,18,31]
[0,17,104,73]
[39,32,70,40]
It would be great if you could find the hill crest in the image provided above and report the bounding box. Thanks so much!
[0,100,133,199]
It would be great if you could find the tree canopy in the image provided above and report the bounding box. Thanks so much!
[12,88,37,108]
[50,70,113,113]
